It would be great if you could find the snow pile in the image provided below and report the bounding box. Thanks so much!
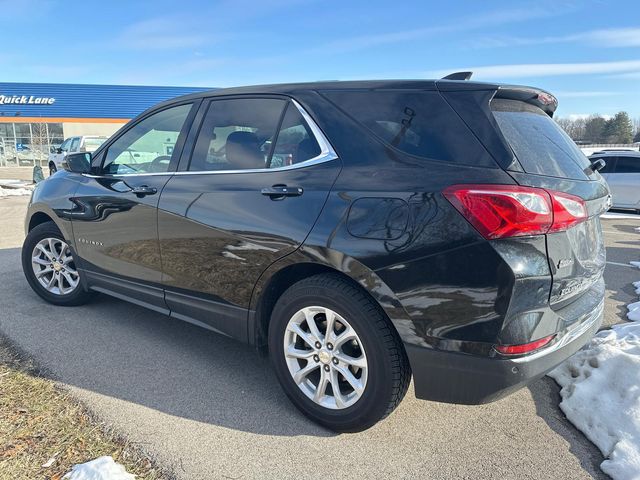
[63,456,135,480]
[0,186,32,197]
[548,323,640,479]
[629,281,640,322]
[548,262,640,479]
[601,212,640,219]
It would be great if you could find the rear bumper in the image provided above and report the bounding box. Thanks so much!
[406,296,603,404]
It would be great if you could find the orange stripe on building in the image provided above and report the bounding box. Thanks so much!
[0,117,130,123]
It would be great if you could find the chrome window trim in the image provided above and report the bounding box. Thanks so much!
[87,99,338,178]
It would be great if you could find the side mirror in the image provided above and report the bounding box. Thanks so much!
[63,152,91,174]
[56,147,63,154]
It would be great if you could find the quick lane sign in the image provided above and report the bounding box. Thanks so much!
[0,94,56,105]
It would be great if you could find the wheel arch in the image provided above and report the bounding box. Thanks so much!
[25,205,74,249]
[28,210,55,232]
[249,249,413,353]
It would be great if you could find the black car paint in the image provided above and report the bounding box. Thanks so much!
[26,80,608,404]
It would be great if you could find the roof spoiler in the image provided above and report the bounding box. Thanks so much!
[494,86,558,117]
[441,71,473,81]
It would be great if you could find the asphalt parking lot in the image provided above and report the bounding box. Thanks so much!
[0,195,638,479]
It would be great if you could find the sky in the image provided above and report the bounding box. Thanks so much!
[1,0,639,118]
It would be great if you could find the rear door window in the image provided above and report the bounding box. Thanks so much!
[189,98,286,172]
[491,99,591,180]
[613,156,640,173]
[320,89,496,167]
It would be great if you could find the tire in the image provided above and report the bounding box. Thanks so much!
[22,221,94,306]
[49,164,57,176]
[269,273,411,432]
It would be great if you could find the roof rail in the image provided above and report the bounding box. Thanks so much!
[441,71,473,81]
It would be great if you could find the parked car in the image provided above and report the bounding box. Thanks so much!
[22,78,609,432]
[48,136,107,175]
[589,150,640,212]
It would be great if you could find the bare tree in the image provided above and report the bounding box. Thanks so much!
[30,121,49,167]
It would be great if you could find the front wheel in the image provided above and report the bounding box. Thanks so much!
[22,221,94,306]
[269,274,411,432]
[49,163,57,176]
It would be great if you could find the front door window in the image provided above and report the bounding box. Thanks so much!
[103,103,192,175]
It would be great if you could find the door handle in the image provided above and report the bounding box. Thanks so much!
[131,185,157,197]
[261,185,303,199]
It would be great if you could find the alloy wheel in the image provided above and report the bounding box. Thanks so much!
[31,237,80,295]
[283,306,368,409]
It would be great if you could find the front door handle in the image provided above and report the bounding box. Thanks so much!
[261,184,303,199]
[131,185,157,197]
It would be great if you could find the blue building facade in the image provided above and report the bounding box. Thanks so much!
[0,82,210,166]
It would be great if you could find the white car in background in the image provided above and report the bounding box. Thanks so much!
[589,149,640,212]
[48,136,108,175]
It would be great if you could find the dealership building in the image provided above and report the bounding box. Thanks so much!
[0,82,209,166]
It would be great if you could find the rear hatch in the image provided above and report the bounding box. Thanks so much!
[489,92,609,309]
[439,83,609,311]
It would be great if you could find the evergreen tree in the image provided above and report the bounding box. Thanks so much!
[584,115,606,143]
[609,112,634,143]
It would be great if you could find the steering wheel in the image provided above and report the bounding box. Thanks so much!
[150,155,171,172]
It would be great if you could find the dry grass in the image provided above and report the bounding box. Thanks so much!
[0,337,169,480]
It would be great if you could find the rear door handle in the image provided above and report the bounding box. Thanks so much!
[131,185,157,197]
[261,185,303,199]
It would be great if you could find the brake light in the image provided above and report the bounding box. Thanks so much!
[495,334,555,355]
[443,185,587,239]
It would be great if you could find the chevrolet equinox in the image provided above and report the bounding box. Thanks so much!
[22,76,609,432]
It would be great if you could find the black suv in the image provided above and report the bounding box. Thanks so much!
[22,78,609,432]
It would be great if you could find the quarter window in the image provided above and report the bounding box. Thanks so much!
[102,103,192,175]
[321,89,494,166]
[189,98,286,172]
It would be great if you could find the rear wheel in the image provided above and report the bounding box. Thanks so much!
[269,274,410,432]
[22,222,93,306]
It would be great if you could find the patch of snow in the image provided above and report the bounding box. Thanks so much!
[629,281,640,322]
[548,323,640,480]
[0,186,32,197]
[601,212,640,219]
[631,261,640,270]
[548,269,640,480]
[62,456,135,480]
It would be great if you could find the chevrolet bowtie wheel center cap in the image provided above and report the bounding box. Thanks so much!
[318,350,331,364]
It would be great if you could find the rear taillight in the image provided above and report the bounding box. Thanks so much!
[443,184,587,239]
[495,334,555,355]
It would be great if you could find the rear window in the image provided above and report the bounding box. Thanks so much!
[321,89,496,167]
[492,99,591,180]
